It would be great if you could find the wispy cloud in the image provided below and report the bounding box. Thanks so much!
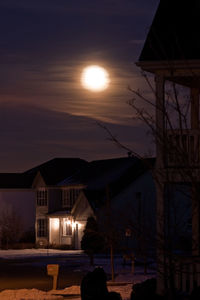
[0,102,152,172]
[0,0,159,16]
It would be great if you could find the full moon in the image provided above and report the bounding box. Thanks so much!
[81,65,110,92]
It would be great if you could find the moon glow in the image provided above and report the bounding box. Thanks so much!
[81,65,110,92]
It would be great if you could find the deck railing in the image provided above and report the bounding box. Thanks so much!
[173,255,200,293]
[165,129,200,167]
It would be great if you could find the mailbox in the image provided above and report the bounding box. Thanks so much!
[47,264,59,290]
[47,264,59,276]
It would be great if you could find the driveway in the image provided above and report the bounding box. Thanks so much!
[0,251,88,291]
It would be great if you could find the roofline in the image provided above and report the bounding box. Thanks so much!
[136,60,200,74]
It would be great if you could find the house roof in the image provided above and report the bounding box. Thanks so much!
[139,0,200,62]
[60,157,139,187]
[0,157,88,189]
[81,157,155,210]
[25,157,88,186]
[0,156,155,191]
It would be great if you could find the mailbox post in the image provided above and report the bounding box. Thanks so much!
[47,264,59,290]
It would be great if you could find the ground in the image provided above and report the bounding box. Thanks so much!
[0,249,156,300]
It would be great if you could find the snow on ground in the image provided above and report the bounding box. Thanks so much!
[0,249,156,300]
[0,249,83,259]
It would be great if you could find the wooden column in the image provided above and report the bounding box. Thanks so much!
[192,184,200,255]
[191,88,199,130]
[155,74,166,295]
[155,74,165,168]
[191,88,200,255]
[156,180,166,295]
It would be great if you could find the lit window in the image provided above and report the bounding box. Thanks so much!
[62,189,80,210]
[37,189,48,206]
[37,218,48,237]
[63,218,72,236]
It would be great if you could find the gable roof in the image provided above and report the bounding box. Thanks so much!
[81,157,155,210]
[139,0,200,62]
[60,157,138,187]
[25,158,88,186]
[0,157,88,189]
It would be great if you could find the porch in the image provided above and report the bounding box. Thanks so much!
[48,212,85,249]
[168,255,200,294]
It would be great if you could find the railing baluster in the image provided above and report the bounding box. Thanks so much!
[166,130,200,167]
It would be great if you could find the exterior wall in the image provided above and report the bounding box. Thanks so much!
[72,194,95,249]
[0,190,35,239]
[103,172,157,254]
[48,189,62,212]
[35,189,49,246]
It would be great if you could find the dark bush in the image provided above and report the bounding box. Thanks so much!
[106,291,122,300]
[81,217,105,265]
[81,267,108,300]
[130,278,164,300]
[190,286,200,300]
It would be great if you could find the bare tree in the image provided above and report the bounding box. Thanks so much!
[99,72,199,297]
[0,204,23,249]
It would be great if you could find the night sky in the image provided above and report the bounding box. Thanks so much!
[0,0,159,172]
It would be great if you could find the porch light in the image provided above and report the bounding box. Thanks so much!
[72,221,76,229]
[66,219,71,225]
[72,221,82,229]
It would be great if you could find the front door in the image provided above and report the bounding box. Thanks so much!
[49,218,60,244]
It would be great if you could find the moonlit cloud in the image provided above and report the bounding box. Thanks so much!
[0,0,159,170]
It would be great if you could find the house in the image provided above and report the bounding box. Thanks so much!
[30,157,89,249]
[77,157,157,254]
[0,154,192,256]
[0,157,88,248]
[33,156,157,251]
[136,0,200,294]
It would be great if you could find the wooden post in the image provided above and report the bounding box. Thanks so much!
[131,254,135,274]
[47,264,59,290]
[155,74,166,295]
[192,184,200,256]
[106,185,115,282]
[191,88,199,130]
[155,74,165,168]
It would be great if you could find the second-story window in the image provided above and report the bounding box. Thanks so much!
[37,188,48,206]
[62,189,80,210]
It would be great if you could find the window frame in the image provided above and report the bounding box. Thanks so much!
[62,217,72,236]
[37,218,48,237]
[62,188,80,210]
[37,188,48,206]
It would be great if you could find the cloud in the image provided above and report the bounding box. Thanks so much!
[0,0,159,16]
[0,102,152,172]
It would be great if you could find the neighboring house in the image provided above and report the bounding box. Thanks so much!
[137,0,200,294]
[31,158,90,249]
[0,155,192,256]
[78,157,157,255]
[33,156,157,251]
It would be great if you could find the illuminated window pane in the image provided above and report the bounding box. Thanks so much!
[63,218,72,236]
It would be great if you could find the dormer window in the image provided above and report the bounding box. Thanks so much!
[62,189,80,210]
[37,188,48,206]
